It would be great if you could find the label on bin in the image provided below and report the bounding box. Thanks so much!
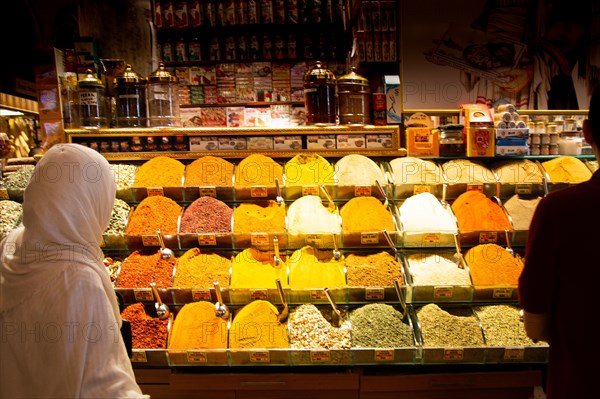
[413,185,431,195]
[422,233,441,244]
[187,351,208,363]
[479,232,498,243]
[133,289,154,302]
[250,186,268,197]
[493,287,514,299]
[0,188,8,200]
[310,350,331,363]
[361,232,380,244]
[374,349,395,361]
[503,347,525,360]
[251,233,270,246]
[365,288,385,300]
[142,235,161,247]
[192,289,212,301]
[250,289,268,300]
[302,186,320,196]
[131,350,148,363]
[467,184,483,192]
[250,351,270,363]
[198,187,217,197]
[146,187,164,196]
[305,234,322,245]
[310,290,327,300]
[355,185,372,196]
[434,286,454,299]
[515,184,532,195]
[198,234,217,246]
[443,348,464,361]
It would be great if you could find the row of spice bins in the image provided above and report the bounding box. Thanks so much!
[122,300,546,367]
[109,244,523,306]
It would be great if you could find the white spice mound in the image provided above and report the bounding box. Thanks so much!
[503,195,541,231]
[335,154,385,186]
[390,157,444,185]
[407,254,471,286]
[442,159,496,184]
[399,192,458,233]
[289,304,351,350]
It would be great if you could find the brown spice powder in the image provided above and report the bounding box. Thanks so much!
[346,251,403,286]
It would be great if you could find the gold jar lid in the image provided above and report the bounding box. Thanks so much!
[147,62,177,83]
[114,64,146,85]
[304,61,336,84]
[337,67,369,87]
[78,69,104,89]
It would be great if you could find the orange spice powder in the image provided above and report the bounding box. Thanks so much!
[133,156,185,187]
[184,156,234,187]
[126,196,182,235]
[464,244,523,286]
[451,191,512,231]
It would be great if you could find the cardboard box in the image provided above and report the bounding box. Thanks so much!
[496,128,529,139]
[406,127,439,157]
[366,134,393,148]
[218,137,247,150]
[496,138,529,156]
[307,135,336,150]
[247,136,274,150]
[336,134,366,149]
[274,135,302,150]
[189,136,220,151]
[385,75,401,124]
[466,127,495,157]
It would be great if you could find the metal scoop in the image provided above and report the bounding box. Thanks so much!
[393,278,406,320]
[319,184,335,210]
[150,282,170,320]
[440,183,449,207]
[275,279,288,323]
[324,288,342,327]
[156,229,174,260]
[504,230,514,256]
[453,233,464,268]
[273,236,282,267]
[332,233,341,260]
[275,177,284,205]
[383,229,398,257]
[375,179,388,207]
[213,281,229,319]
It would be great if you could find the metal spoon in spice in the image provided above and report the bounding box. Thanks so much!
[319,184,335,210]
[324,288,342,328]
[375,179,388,207]
[150,282,170,320]
[275,177,284,205]
[332,233,341,260]
[156,229,174,260]
[213,281,229,319]
[273,236,282,267]
[275,278,288,323]
[393,278,407,320]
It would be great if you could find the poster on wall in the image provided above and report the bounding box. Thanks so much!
[401,0,599,110]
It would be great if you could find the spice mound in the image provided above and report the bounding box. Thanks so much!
[0,200,23,239]
[233,200,285,233]
[416,304,484,347]
[4,165,34,192]
[390,157,444,185]
[442,159,496,184]
[346,251,402,286]
[407,254,471,286]
[234,154,283,186]
[335,154,385,186]
[169,301,228,349]
[473,304,546,346]
[464,244,523,286]
[230,248,287,289]
[121,303,168,349]
[133,156,185,187]
[173,248,230,288]
[350,303,413,348]
[451,191,511,231]
[284,154,336,185]
[126,196,181,236]
[493,159,543,183]
[288,246,346,288]
[110,163,137,194]
[287,195,340,235]
[399,192,457,233]
[180,196,232,234]
[340,196,395,232]
[104,198,130,235]
[289,304,351,349]
[116,250,176,288]
[184,155,234,187]
[503,195,541,231]
[229,300,289,349]
[542,156,592,183]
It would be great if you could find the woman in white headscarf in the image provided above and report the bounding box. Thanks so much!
[0,144,147,398]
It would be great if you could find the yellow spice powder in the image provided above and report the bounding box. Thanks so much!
[288,246,346,288]
[542,156,592,182]
[169,302,228,349]
[235,154,283,186]
[173,248,231,288]
[233,200,286,233]
[133,156,185,187]
[464,244,523,286]
[284,154,336,185]
[184,156,234,187]
[340,196,395,232]
[229,300,289,348]
[230,248,288,289]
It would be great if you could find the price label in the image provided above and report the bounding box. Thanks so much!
[374,349,394,361]
[422,233,441,244]
[413,185,432,195]
[187,351,208,363]
[250,289,268,300]
[131,350,148,362]
[310,290,327,300]
[134,289,154,302]
[305,234,322,245]
[361,232,380,244]
[146,187,164,196]
[251,233,270,246]
[467,184,483,192]
[365,287,385,300]
[493,287,514,299]
[310,350,330,363]
[199,186,217,197]
[250,186,268,197]
[503,347,525,360]
[0,188,8,200]
[515,184,533,195]
[443,348,464,361]
[479,231,498,243]
[198,234,217,246]
[355,185,372,196]
[142,235,160,247]
[250,351,270,363]
[192,289,212,301]
[433,286,454,299]
[302,186,320,196]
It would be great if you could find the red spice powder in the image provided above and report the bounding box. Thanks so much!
[121,303,168,349]
[116,250,175,288]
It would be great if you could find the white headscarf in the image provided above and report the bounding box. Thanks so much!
[0,143,118,321]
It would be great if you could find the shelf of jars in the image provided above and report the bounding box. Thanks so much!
[64,125,404,159]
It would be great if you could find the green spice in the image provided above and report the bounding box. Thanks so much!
[349,303,413,348]
[104,198,130,235]
[417,304,484,347]
[0,200,23,239]
[473,304,546,346]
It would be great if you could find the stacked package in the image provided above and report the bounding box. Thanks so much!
[494,103,529,156]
